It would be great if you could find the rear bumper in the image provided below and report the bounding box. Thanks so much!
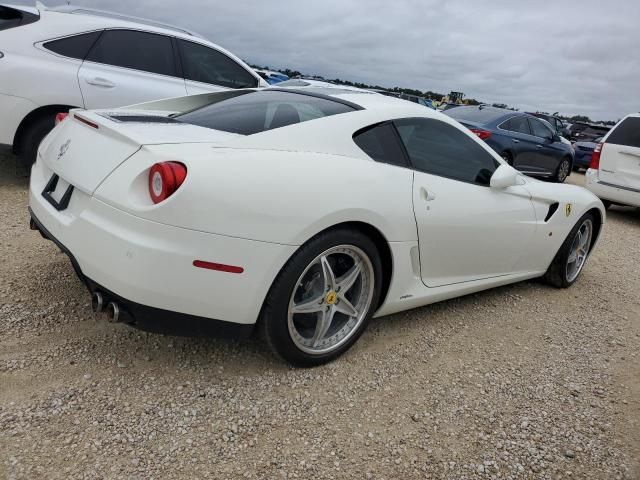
[29,207,254,338]
[585,169,640,207]
[28,158,297,335]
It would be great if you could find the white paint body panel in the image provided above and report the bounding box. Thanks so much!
[0,6,265,147]
[29,89,606,328]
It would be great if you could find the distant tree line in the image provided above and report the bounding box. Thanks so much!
[251,64,617,124]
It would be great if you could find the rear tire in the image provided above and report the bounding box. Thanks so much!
[260,228,382,367]
[543,212,596,288]
[553,157,571,183]
[17,114,56,171]
[501,151,514,166]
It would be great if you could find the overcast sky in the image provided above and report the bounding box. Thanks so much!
[17,0,640,120]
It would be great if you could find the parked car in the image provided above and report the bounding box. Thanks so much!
[572,124,611,143]
[585,113,640,208]
[573,136,603,170]
[0,3,267,168]
[29,88,604,366]
[528,112,569,138]
[446,106,575,182]
[398,93,435,109]
[255,69,289,85]
[437,103,463,112]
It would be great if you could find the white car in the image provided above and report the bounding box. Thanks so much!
[29,87,605,366]
[585,113,640,208]
[0,3,266,168]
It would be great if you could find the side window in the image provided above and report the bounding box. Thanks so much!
[395,118,498,185]
[353,123,408,167]
[606,117,640,148]
[0,6,39,31]
[178,40,258,88]
[529,118,554,140]
[43,31,102,60]
[507,116,531,135]
[86,29,176,77]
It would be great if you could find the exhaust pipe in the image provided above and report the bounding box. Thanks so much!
[106,302,121,323]
[91,292,104,313]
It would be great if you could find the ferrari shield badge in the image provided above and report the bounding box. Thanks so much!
[565,203,572,217]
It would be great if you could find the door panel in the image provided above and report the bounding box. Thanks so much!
[78,62,188,109]
[413,172,537,287]
[184,79,226,96]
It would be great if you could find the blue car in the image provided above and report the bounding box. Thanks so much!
[446,106,575,182]
[573,136,603,170]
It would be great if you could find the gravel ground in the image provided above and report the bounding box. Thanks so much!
[1,148,639,479]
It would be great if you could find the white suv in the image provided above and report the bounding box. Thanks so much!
[585,113,640,208]
[0,4,267,167]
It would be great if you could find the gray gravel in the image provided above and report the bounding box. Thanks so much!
[1,148,639,479]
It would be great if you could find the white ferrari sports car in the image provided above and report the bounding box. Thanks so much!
[29,86,605,366]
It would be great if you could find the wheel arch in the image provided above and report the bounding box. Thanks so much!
[261,220,394,319]
[12,104,79,154]
[586,206,604,251]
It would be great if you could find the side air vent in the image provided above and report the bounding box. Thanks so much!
[545,202,559,222]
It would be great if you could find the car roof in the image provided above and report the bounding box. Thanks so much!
[48,5,202,38]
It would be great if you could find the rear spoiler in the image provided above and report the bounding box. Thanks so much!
[122,90,254,116]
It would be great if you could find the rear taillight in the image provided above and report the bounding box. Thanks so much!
[470,128,492,140]
[55,112,68,126]
[590,142,603,170]
[148,162,187,204]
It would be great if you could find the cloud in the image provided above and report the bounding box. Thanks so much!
[17,0,640,120]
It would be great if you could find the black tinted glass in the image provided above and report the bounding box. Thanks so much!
[507,116,530,135]
[178,40,257,88]
[529,118,553,139]
[395,118,498,185]
[353,123,407,167]
[0,6,38,31]
[175,90,356,135]
[606,117,640,148]
[446,106,506,124]
[86,30,176,76]
[44,31,102,60]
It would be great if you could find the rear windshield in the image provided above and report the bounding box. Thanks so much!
[0,6,39,31]
[174,90,357,135]
[606,117,640,148]
[446,106,506,124]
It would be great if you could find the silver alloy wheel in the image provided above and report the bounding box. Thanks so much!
[565,219,593,283]
[557,159,570,182]
[287,245,375,355]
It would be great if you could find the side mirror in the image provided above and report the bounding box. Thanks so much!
[552,133,561,142]
[490,164,521,189]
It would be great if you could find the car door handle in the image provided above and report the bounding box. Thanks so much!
[420,187,436,202]
[512,139,520,144]
[86,77,115,88]
[536,145,543,148]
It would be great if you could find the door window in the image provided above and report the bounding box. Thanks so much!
[604,117,640,148]
[395,118,498,185]
[43,31,102,60]
[352,123,408,167]
[86,29,177,77]
[506,116,531,135]
[178,39,258,88]
[529,118,554,140]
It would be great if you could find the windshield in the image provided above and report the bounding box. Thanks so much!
[175,90,357,135]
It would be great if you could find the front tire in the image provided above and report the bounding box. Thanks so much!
[543,212,596,288]
[260,228,382,367]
